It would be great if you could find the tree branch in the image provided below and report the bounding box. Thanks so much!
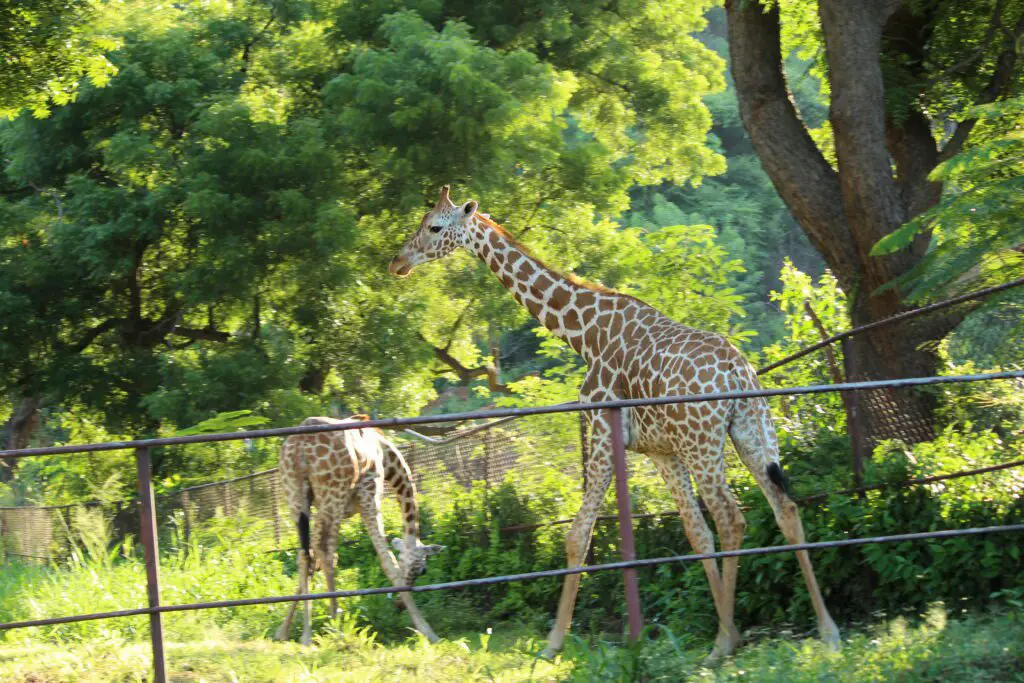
[940,9,1024,161]
[68,318,124,353]
[725,0,859,286]
[169,326,231,343]
[818,0,909,278]
[926,0,1007,87]
[885,109,941,255]
[419,333,511,394]
[240,13,276,75]
[881,6,942,233]
[444,299,476,352]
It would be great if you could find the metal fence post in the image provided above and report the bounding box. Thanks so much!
[841,338,867,492]
[609,408,643,643]
[181,490,191,548]
[270,474,281,548]
[136,446,167,683]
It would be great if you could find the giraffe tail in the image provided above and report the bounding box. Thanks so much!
[298,511,311,560]
[766,462,793,498]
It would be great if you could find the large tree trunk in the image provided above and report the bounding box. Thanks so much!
[1,396,40,483]
[723,0,964,444]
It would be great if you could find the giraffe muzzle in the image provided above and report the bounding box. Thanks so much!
[389,255,412,277]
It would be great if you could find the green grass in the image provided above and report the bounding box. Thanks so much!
[3,506,1022,681]
[2,607,1022,681]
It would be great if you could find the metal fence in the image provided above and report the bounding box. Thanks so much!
[1,277,1023,683]
[2,371,1024,682]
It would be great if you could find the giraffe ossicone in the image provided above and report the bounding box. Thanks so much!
[391,186,841,661]
[275,416,443,645]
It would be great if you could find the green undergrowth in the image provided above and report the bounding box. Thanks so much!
[0,607,1022,681]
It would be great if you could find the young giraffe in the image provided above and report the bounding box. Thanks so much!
[389,186,840,660]
[274,415,444,645]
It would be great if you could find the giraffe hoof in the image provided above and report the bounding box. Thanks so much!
[273,625,291,642]
[539,646,561,661]
[704,628,741,664]
[822,628,842,651]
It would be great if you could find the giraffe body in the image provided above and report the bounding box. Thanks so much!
[274,416,442,645]
[390,187,840,660]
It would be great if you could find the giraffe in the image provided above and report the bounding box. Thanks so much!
[274,415,444,645]
[389,186,840,660]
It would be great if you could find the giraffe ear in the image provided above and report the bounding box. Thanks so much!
[462,200,478,216]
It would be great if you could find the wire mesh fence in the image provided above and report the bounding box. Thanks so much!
[1,412,594,563]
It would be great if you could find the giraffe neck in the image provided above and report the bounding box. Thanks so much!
[380,437,420,545]
[465,217,607,358]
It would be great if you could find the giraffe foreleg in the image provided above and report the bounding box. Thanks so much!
[542,411,614,658]
[354,477,439,643]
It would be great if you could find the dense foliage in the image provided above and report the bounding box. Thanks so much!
[0,0,118,118]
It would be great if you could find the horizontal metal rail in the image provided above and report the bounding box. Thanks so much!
[756,276,1024,375]
[2,370,1022,459]
[2,523,1020,631]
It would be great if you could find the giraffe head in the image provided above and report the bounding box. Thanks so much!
[391,537,445,584]
[389,185,478,277]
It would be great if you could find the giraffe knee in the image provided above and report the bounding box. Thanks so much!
[732,511,747,539]
[683,521,715,554]
[564,528,592,566]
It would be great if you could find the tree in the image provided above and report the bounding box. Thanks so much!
[724,0,1024,438]
[0,0,117,118]
[1,0,729,486]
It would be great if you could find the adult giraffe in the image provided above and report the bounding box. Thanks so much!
[275,415,443,645]
[389,186,840,660]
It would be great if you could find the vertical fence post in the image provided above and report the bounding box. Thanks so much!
[609,408,643,643]
[181,490,191,548]
[580,412,596,566]
[841,338,867,492]
[270,474,281,548]
[136,446,167,683]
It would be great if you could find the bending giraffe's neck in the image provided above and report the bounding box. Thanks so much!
[465,216,612,358]
[379,436,420,545]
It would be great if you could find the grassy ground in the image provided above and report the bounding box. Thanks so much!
[2,607,1022,682]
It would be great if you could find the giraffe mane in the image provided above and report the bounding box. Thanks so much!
[475,213,616,295]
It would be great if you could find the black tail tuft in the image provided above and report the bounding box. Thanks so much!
[766,462,791,496]
[298,511,311,557]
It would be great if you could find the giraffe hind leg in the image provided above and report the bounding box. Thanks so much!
[275,510,312,642]
[652,453,742,661]
[692,466,747,659]
[729,403,840,649]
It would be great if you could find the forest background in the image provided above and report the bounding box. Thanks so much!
[4,0,1017,502]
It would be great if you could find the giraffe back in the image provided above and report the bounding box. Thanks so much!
[593,304,770,460]
[278,416,386,515]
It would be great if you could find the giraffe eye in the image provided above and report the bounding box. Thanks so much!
[429,225,443,233]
